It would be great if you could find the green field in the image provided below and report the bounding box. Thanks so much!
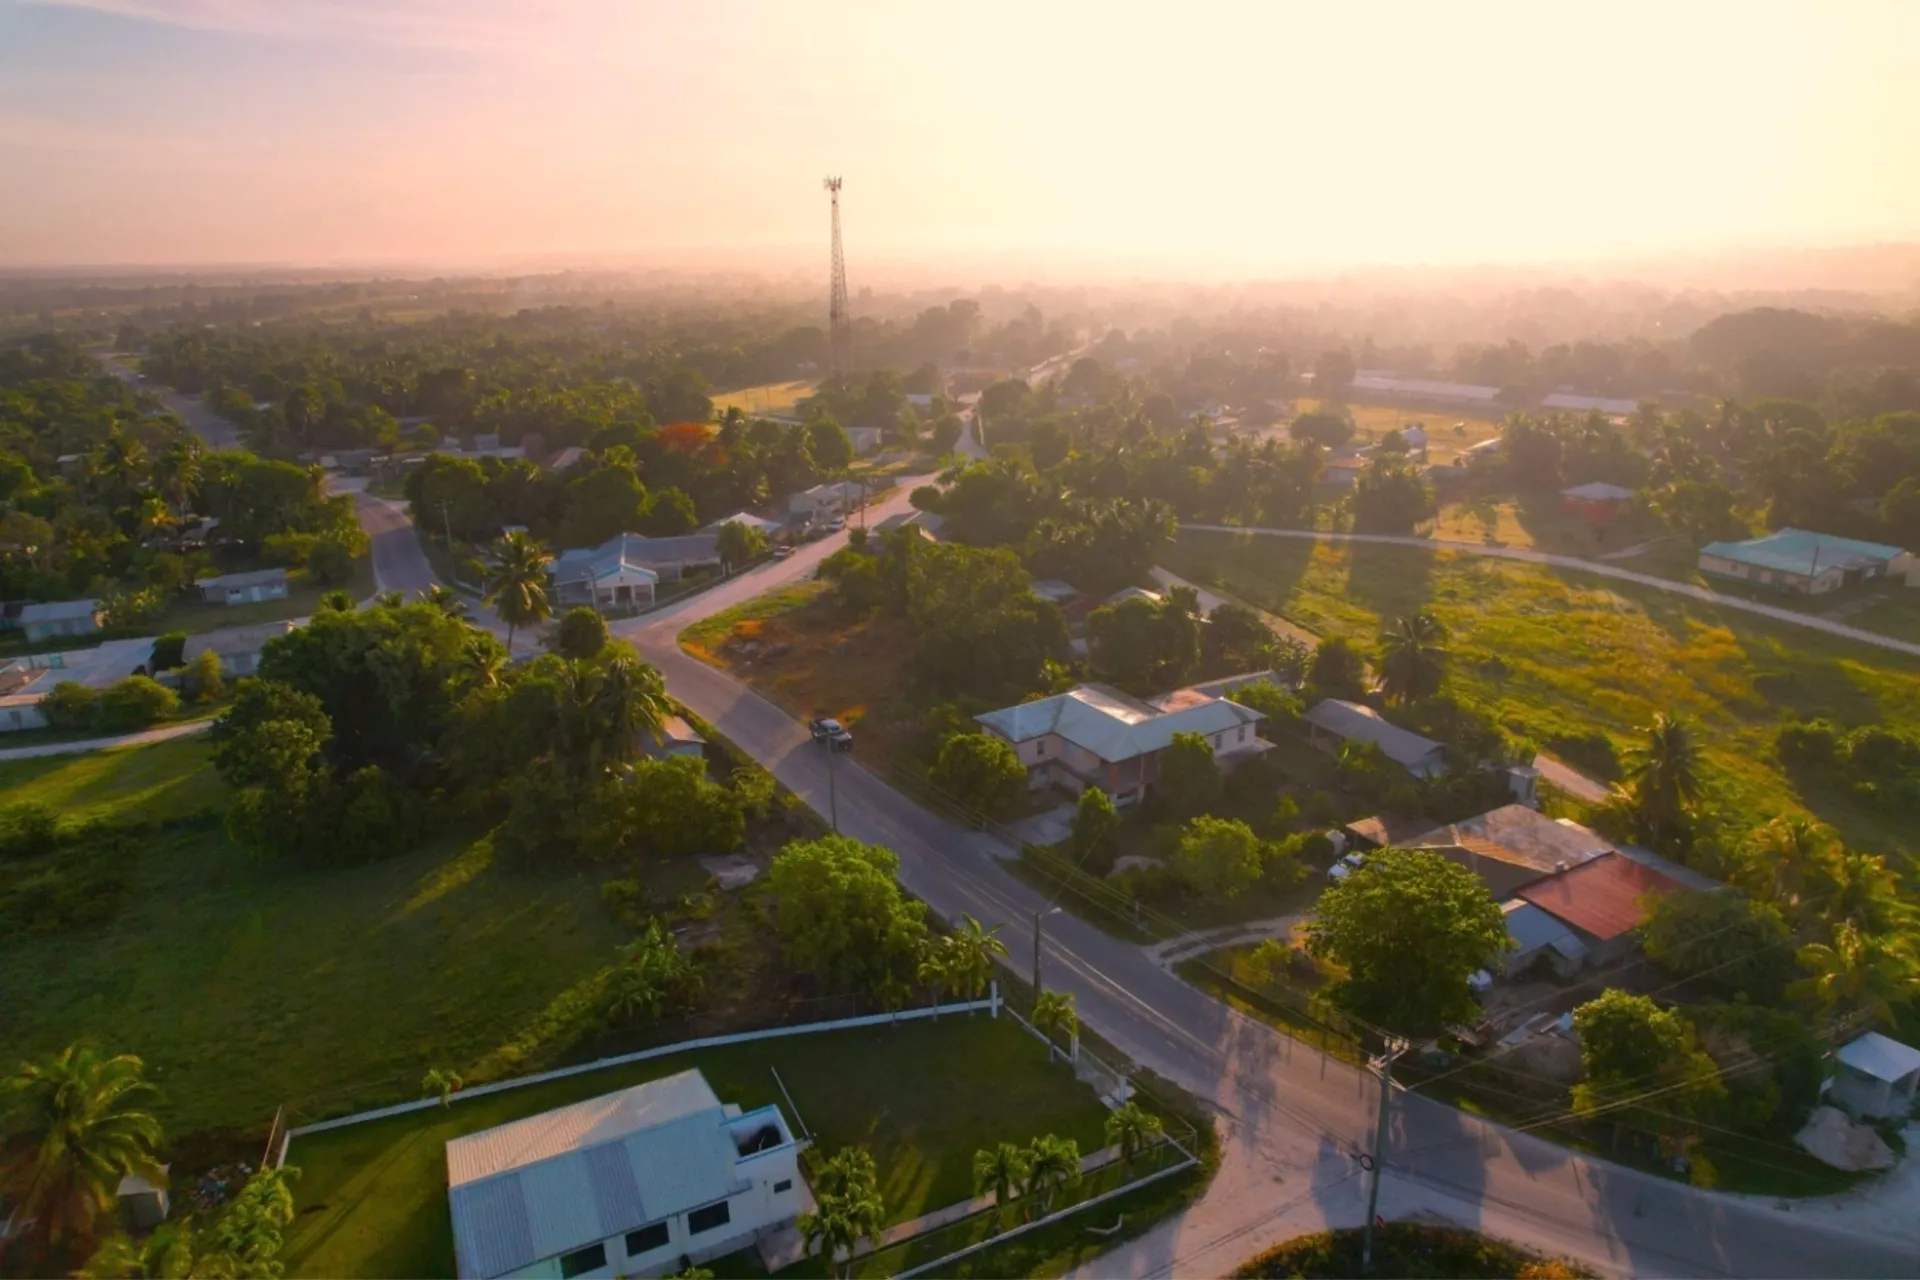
[1161,529,1920,859]
[282,1016,1112,1279]
[0,734,229,824]
[711,379,818,419]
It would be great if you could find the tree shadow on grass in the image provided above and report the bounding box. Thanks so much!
[1343,539,1435,627]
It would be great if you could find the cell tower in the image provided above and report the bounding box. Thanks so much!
[824,176,852,375]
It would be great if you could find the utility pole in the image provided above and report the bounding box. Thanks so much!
[438,497,454,548]
[1031,905,1060,992]
[1361,1038,1408,1276]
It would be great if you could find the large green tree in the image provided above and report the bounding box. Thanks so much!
[769,836,928,1003]
[1571,990,1725,1153]
[933,732,1027,821]
[1156,731,1222,818]
[1305,848,1507,1034]
[1173,815,1264,900]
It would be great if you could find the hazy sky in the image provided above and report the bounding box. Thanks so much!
[3,0,1918,272]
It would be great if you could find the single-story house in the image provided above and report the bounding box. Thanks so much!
[1030,580,1081,605]
[1515,852,1682,965]
[448,1069,800,1280]
[17,599,102,643]
[1500,899,1588,979]
[197,568,290,606]
[788,481,866,520]
[1542,392,1638,416]
[872,509,944,540]
[703,512,783,537]
[644,715,707,761]
[1302,700,1449,778]
[1698,529,1914,596]
[550,533,722,609]
[1344,813,1439,851]
[844,427,883,456]
[183,622,296,677]
[0,637,158,732]
[1827,1032,1920,1121]
[1561,481,1636,525]
[1103,586,1163,608]
[976,674,1273,806]
[1403,806,1614,899]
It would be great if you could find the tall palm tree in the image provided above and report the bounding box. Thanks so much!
[1022,1134,1082,1215]
[1792,923,1919,1025]
[1104,1101,1165,1163]
[459,638,506,691]
[1621,713,1703,841]
[1815,849,1916,933]
[0,1045,165,1254]
[972,1142,1030,1226]
[151,440,201,515]
[592,655,668,766]
[483,530,552,653]
[942,914,1008,1001]
[1033,990,1078,1062]
[1376,611,1448,704]
[1737,815,1837,916]
[797,1148,884,1280]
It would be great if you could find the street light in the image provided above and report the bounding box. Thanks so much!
[1031,905,1062,993]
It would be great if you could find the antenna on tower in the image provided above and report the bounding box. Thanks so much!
[824,176,851,376]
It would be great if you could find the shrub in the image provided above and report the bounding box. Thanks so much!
[95,675,179,732]
[151,631,189,671]
[263,531,319,568]
[183,648,225,703]
[306,535,358,586]
[38,681,99,731]
[0,825,139,935]
[555,607,609,660]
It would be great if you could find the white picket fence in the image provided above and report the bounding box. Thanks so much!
[282,986,1001,1143]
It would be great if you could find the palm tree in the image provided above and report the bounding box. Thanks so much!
[424,584,469,619]
[1621,713,1703,841]
[592,655,668,766]
[1792,923,1919,1025]
[1737,815,1838,916]
[0,1045,165,1254]
[484,530,552,653]
[73,1223,195,1279]
[1104,1101,1165,1164]
[1810,848,1914,934]
[972,1142,1029,1227]
[459,638,506,690]
[151,440,201,515]
[942,914,1008,1002]
[1022,1134,1082,1215]
[1032,990,1078,1063]
[1376,612,1448,704]
[421,1068,462,1108]
[798,1148,884,1280]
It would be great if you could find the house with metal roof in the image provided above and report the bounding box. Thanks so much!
[1541,392,1639,416]
[550,533,722,611]
[1515,852,1682,964]
[1828,1032,1920,1120]
[1698,528,1914,596]
[16,599,101,643]
[183,622,296,677]
[975,675,1272,805]
[1349,372,1501,405]
[1302,700,1448,778]
[196,568,290,605]
[1500,900,1588,978]
[447,1069,802,1280]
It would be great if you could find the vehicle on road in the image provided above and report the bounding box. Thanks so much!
[773,545,794,560]
[825,516,847,533]
[809,717,853,750]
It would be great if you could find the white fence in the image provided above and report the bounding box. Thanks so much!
[282,986,1001,1143]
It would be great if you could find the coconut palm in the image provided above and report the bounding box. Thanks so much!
[1621,713,1703,841]
[73,1223,195,1279]
[1737,815,1838,916]
[459,638,506,690]
[972,1142,1029,1225]
[421,1068,462,1108]
[797,1148,884,1280]
[1104,1101,1165,1164]
[0,1045,165,1253]
[1810,848,1914,934]
[1022,1134,1082,1215]
[424,584,469,619]
[483,530,552,653]
[592,654,669,766]
[1033,990,1078,1061]
[941,914,1008,1001]
[151,440,202,515]
[1791,923,1919,1025]
[1376,612,1448,704]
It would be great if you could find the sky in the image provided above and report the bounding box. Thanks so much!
[2,0,1919,274]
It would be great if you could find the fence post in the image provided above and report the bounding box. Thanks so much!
[990,979,1000,1019]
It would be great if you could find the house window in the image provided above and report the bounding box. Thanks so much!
[687,1201,732,1235]
[774,1179,793,1194]
[625,1223,670,1257]
[1036,739,1046,757]
[559,1243,607,1278]
[1238,725,1247,742]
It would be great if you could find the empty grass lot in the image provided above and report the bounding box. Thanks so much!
[711,379,818,420]
[282,1016,1111,1279]
[0,734,228,824]
[1160,529,1920,860]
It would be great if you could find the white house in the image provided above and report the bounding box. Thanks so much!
[196,568,290,606]
[787,481,866,520]
[182,622,296,677]
[975,674,1274,805]
[1828,1032,1920,1120]
[447,1069,802,1280]
[549,533,723,610]
[702,512,783,537]
[16,599,101,643]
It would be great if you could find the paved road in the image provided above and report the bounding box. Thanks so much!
[0,718,213,762]
[1180,523,1920,661]
[614,537,1920,1278]
[98,354,239,449]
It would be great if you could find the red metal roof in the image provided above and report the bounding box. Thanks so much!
[1517,853,1680,941]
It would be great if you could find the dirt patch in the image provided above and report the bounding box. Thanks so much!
[698,852,763,890]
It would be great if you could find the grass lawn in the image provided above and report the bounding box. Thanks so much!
[150,555,376,635]
[711,379,818,419]
[1160,529,1920,860]
[0,734,229,824]
[1428,491,1663,556]
[1297,397,1506,464]
[282,1016,1112,1279]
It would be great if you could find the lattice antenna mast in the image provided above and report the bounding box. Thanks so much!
[824,176,852,375]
